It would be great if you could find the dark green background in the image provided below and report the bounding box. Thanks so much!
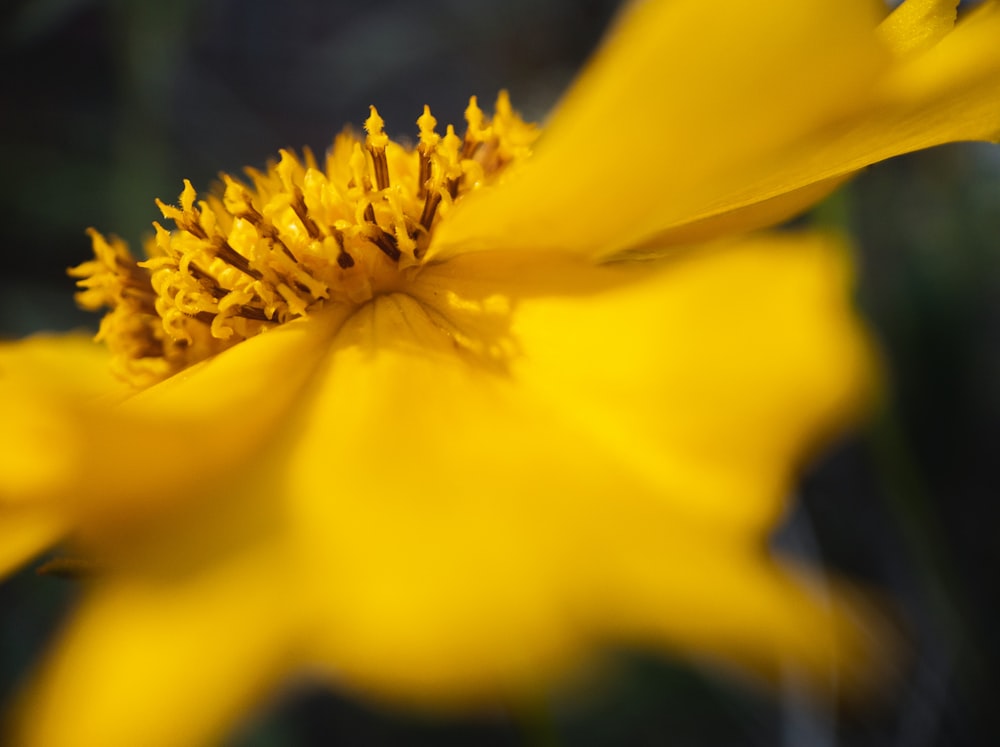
[2,1,998,745]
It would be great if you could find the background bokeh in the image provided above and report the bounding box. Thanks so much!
[1,0,998,745]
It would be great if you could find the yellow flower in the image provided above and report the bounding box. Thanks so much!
[2,0,1000,744]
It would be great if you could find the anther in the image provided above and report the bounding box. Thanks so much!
[331,229,355,269]
[213,238,263,280]
[419,190,442,230]
[371,228,402,262]
[238,210,298,263]
[369,149,390,191]
[233,305,273,322]
[78,98,540,388]
[290,188,322,239]
[235,196,265,225]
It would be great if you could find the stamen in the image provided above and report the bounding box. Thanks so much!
[213,238,263,280]
[233,305,273,322]
[462,95,489,159]
[156,200,208,240]
[440,125,463,199]
[349,143,373,193]
[331,228,355,269]
[365,106,391,191]
[417,105,440,198]
[290,188,322,239]
[75,95,539,387]
[233,202,298,263]
[420,190,442,230]
[371,228,402,262]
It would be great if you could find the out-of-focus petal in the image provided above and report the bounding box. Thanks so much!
[507,231,876,536]
[12,494,299,747]
[0,333,127,401]
[429,0,886,260]
[605,0,1000,259]
[585,517,893,694]
[265,232,879,703]
[282,294,613,703]
[0,334,126,506]
[619,176,848,257]
[431,0,1000,263]
[0,309,349,534]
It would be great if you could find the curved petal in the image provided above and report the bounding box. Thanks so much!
[9,407,315,747]
[273,230,880,704]
[628,0,1000,251]
[0,333,129,402]
[10,555,297,747]
[0,308,350,534]
[585,518,894,695]
[282,295,621,703]
[620,175,849,257]
[0,334,127,505]
[428,0,887,261]
[430,0,1000,262]
[685,0,1000,245]
[508,231,877,536]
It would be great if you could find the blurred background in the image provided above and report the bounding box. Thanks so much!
[1,0,998,744]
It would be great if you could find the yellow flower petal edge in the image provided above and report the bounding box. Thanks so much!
[0,507,65,579]
[13,564,297,747]
[0,308,348,540]
[429,0,1000,261]
[0,335,126,510]
[429,0,884,260]
[500,233,876,537]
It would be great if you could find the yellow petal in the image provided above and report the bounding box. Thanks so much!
[506,231,876,536]
[10,415,315,747]
[0,308,350,534]
[877,0,958,57]
[12,559,296,747]
[586,523,893,693]
[272,232,879,703]
[613,0,1000,255]
[0,333,128,401]
[871,0,1000,145]
[283,295,614,702]
[606,0,1000,260]
[431,0,1000,263]
[9,231,884,721]
[429,0,887,261]
[620,175,848,257]
[0,334,127,504]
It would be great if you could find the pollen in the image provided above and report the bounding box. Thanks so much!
[73,93,538,387]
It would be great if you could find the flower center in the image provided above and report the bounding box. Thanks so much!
[72,93,537,387]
